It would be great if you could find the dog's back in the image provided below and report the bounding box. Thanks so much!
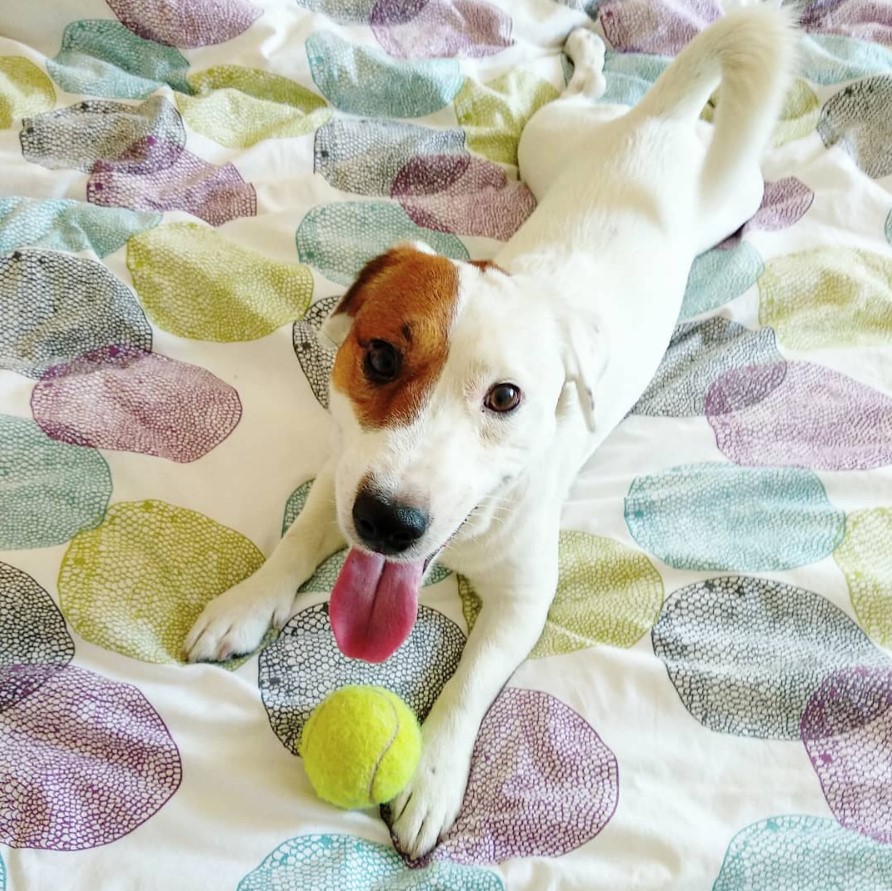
[493,6,797,446]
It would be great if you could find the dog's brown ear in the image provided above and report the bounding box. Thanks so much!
[319,249,401,347]
[561,315,607,432]
[319,242,441,347]
[467,259,508,274]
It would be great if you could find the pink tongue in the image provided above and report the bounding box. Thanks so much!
[329,548,425,663]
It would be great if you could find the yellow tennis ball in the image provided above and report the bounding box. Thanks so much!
[299,685,422,810]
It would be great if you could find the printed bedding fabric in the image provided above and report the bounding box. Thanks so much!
[1,0,891,888]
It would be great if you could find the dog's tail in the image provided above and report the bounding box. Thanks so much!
[632,4,797,213]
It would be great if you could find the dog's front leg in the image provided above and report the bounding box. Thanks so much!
[389,553,556,860]
[185,458,345,663]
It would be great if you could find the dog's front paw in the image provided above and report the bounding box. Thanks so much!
[388,757,468,860]
[184,572,295,663]
[387,717,474,860]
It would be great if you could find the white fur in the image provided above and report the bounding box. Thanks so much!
[186,6,796,859]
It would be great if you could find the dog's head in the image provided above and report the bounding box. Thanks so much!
[320,242,605,661]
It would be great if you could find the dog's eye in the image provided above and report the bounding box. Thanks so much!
[364,340,401,383]
[484,383,522,414]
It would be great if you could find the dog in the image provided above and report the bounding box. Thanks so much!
[186,5,795,859]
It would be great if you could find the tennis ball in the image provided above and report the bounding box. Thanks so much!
[299,685,422,810]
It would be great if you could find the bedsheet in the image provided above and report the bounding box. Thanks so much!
[1,0,891,888]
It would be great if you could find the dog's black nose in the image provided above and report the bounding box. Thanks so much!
[352,491,429,555]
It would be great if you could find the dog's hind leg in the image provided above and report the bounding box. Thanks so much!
[564,27,607,99]
[517,28,622,200]
[630,5,797,249]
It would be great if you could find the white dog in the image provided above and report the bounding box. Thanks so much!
[187,6,795,859]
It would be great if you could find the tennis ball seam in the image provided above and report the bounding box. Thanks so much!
[368,694,401,803]
[298,693,336,759]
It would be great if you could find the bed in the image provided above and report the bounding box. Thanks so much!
[1,0,891,888]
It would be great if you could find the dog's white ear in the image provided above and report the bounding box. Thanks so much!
[561,316,607,432]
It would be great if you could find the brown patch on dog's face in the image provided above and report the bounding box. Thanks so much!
[330,246,460,428]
